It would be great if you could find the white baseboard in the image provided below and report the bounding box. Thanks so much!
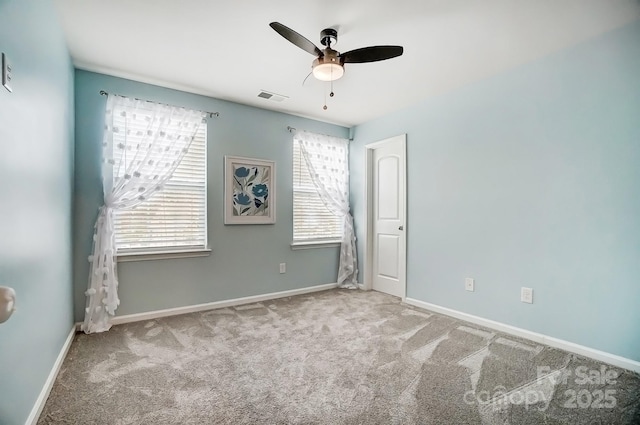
[76,283,339,330]
[404,297,640,374]
[26,326,76,425]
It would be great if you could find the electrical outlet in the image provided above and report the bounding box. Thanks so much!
[465,278,474,292]
[2,53,12,93]
[521,287,533,304]
[279,263,286,274]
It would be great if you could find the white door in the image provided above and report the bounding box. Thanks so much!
[368,135,406,298]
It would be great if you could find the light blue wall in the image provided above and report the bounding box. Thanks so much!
[74,70,349,320]
[0,1,75,424]
[350,21,640,362]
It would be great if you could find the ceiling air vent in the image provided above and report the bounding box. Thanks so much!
[257,90,288,102]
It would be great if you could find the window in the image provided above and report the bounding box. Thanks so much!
[113,114,207,253]
[293,139,342,243]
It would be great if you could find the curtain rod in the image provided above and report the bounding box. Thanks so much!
[287,126,353,141]
[99,90,219,118]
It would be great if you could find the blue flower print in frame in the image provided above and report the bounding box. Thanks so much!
[234,167,250,178]
[224,156,276,224]
[251,184,268,198]
[234,192,251,205]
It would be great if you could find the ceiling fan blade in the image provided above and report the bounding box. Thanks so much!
[269,22,323,57]
[340,46,404,63]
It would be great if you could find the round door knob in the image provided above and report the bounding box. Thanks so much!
[0,286,16,324]
[399,225,404,231]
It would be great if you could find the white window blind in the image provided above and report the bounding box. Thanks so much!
[293,139,342,241]
[113,114,207,252]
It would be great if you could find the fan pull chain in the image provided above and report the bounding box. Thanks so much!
[323,73,335,111]
[323,87,327,110]
[302,72,312,86]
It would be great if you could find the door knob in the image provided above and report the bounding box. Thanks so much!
[0,286,16,324]
[398,225,404,231]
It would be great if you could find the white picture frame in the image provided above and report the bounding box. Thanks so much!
[224,156,276,224]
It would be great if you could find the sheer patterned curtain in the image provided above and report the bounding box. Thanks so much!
[294,130,357,287]
[82,95,206,333]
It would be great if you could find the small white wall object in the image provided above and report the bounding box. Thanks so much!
[0,286,16,323]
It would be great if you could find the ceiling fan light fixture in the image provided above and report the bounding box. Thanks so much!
[270,22,404,84]
[312,57,344,81]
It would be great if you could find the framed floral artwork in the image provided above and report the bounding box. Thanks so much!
[224,156,276,224]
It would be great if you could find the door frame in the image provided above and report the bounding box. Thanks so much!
[363,134,407,300]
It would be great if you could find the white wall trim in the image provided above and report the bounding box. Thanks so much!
[290,240,341,250]
[405,297,640,373]
[26,326,75,425]
[116,248,211,262]
[75,283,339,330]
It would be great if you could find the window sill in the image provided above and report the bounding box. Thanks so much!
[290,240,341,250]
[116,248,212,262]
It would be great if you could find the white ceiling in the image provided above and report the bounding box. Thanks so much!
[54,0,640,127]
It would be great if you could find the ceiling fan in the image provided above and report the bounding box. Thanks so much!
[269,22,404,82]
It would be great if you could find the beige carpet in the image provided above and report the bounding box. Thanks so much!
[39,289,640,424]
